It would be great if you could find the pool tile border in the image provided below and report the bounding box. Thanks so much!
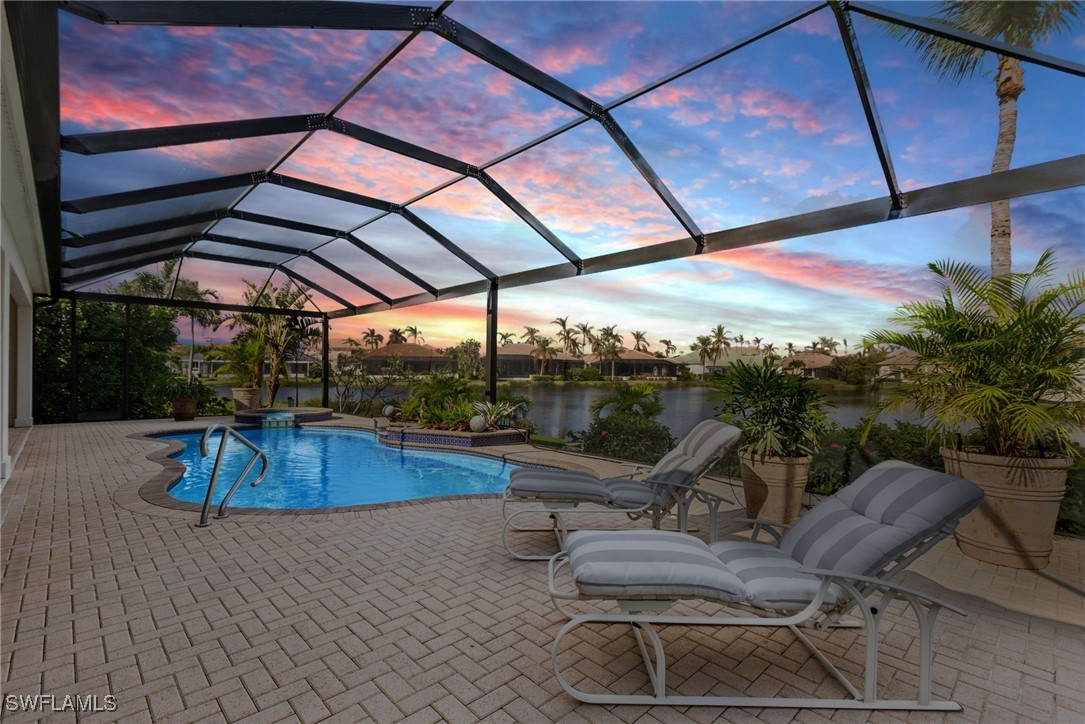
[130,422,560,517]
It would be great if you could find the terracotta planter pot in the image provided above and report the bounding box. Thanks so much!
[739,451,811,525]
[232,387,262,412]
[170,396,197,422]
[942,447,1070,570]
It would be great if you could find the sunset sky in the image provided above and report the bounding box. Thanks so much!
[58,1,1084,353]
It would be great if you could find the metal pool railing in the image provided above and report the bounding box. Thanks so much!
[195,424,269,528]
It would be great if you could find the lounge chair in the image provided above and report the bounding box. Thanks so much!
[547,460,983,710]
[502,420,740,559]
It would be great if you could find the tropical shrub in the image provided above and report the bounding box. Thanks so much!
[588,381,663,421]
[574,412,677,465]
[565,367,601,382]
[714,358,831,458]
[863,251,1085,459]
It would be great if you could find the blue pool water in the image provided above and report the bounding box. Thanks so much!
[163,427,518,509]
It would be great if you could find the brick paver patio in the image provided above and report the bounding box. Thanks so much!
[2,417,1083,723]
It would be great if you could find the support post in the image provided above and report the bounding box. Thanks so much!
[321,316,330,408]
[122,303,130,420]
[486,280,498,403]
[69,297,78,423]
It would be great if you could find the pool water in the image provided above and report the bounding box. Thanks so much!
[163,427,519,509]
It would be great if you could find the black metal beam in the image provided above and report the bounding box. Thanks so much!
[62,173,260,213]
[831,1,902,215]
[268,173,394,211]
[186,250,278,270]
[336,155,1085,317]
[59,1,419,31]
[276,268,355,311]
[485,280,498,403]
[848,1,1085,78]
[62,115,318,155]
[474,171,581,269]
[321,317,330,408]
[427,14,596,116]
[227,209,341,239]
[596,113,704,247]
[329,117,470,174]
[64,251,183,285]
[60,289,323,319]
[306,252,392,305]
[200,233,309,257]
[63,211,222,248]
[344,234,438,297]
[398,208,496,280]
[62,235,196,268]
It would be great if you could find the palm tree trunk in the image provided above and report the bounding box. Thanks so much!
[990,55,1023,278]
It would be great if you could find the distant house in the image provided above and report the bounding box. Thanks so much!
[671,347,766,377]
[352,343,452,375]
[584,348,677,379]
[481,343,584,378]
[778,351,834,379]
[878,350,920,381]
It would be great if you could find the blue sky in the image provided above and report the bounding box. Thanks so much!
[57,1,1084,352]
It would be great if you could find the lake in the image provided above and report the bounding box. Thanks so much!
[216,382,917,439]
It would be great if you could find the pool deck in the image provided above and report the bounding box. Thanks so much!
[1,415,1083,723]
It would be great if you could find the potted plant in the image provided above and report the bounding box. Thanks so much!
[863,251,1085,569]
[216,337,265,411]
[162,376,203,422]
[715,358,831,524]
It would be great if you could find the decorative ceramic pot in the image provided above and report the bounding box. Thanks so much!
[231,387,261,411]
[739,451,811,525]
[171,396,197,422]
[942,447,1070,570]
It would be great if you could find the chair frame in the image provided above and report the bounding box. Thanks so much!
[501,473,734,560]
[546,524,967,711]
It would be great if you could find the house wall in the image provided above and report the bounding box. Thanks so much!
[1,11,52,487]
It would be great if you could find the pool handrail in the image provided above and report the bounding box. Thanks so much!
[196,424,269,527]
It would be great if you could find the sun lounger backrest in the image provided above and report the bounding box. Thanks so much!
[646,421,741,487]
[777,461,983,576]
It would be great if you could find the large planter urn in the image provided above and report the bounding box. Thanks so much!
[739,451,811,525]
[232,387,262,411]
[170,396,197,422]
[942,447,1071,570]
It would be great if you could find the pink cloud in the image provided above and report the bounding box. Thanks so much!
[738,88,825,134]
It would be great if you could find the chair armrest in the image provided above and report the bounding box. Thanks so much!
[736,516,793,530]
[737,517,791,544]
[798,567,967,617]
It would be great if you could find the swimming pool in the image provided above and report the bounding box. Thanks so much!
[163,427,519,509]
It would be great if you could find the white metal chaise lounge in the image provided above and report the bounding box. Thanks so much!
[502,420,740,559]
[547,460,983,711]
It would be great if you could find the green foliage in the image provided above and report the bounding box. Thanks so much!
[589,381,664,421]
[215,338,265,389]
[565,366,601,382]
[443,339,482,379]
[575,412,677,465]
[714,358,831,458]
[806,422,947,496]
[470,401,520,430]
[399,373,481,428]
[34,299,179,422]
[863,251,1085,459]
[829,350,886,386]
[530,374,555,381]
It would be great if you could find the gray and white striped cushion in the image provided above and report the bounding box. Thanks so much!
[778,461,983,576]
[507,468,613,503]
[709,541,846,610]
[566,530,746,602]
[648,420,741,487]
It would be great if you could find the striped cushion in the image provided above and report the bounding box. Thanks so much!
[508,468,613,503]
[779,461,983,576]
[648,420,741,487]
[709,541,845,610]
[567,530,746,602]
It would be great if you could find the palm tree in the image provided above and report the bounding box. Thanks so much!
[631,330,650,353]
[710,324,732,364]
[785,342,797,356]
[362,328,384,350]
[598,325,624,349]
[818,336,839,354]
[691,335,713,376]
[387,328,408,345]
[405,325,424,344]
[574,322,596,348]
[557,327,581,357]
[599,340,623,378]
[887,1,1082,276]
[551,316,569,336]
[588,381,664,421]
[531,336,558,375]
[659,339,677,357]
[498,331,517,346]
[762,342,778,357]
[733,333,745,349]
[522,326,541,346]
[751,336,763,351]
